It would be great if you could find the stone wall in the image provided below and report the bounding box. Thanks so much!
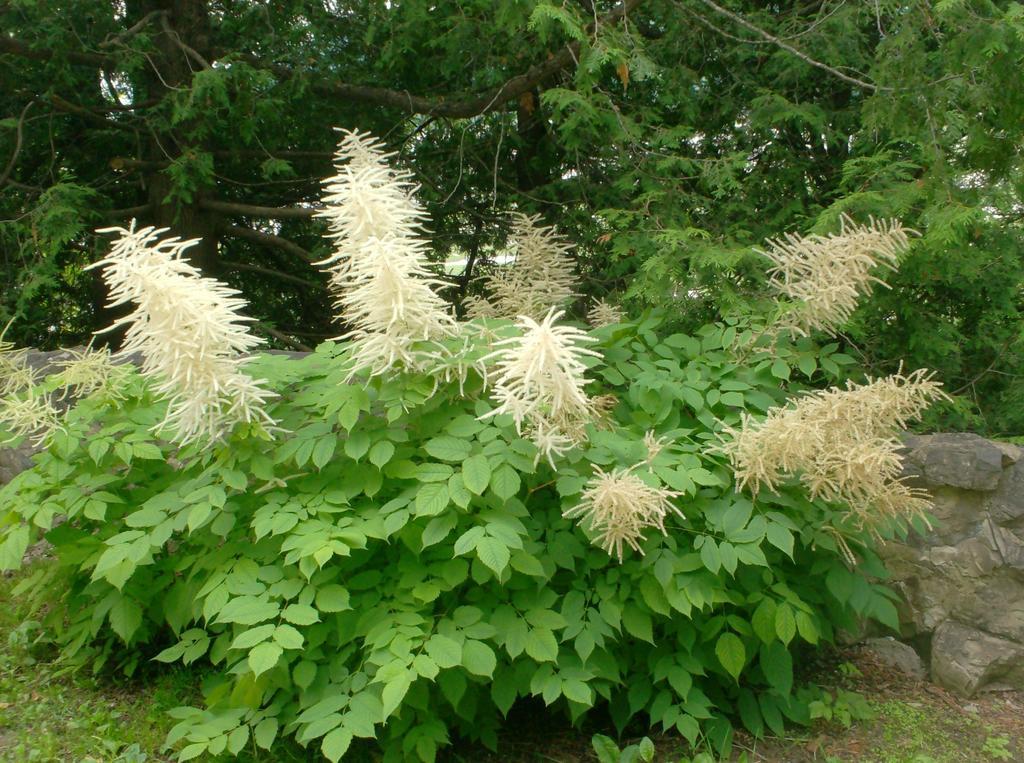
[882,433,1024,696]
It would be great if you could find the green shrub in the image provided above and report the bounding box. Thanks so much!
[0,315,904,761]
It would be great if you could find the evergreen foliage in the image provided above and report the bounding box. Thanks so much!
[1,1,1022,433]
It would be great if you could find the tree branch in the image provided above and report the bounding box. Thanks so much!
[160,13,212,70]
[221,259,322,289]
[49,94,139,131]
[238,0,644,117]
[201,198,319,219]
[255,322,314,352]
[219,222,316,262]
[0,101,33,188]
[101,10,167,49]
[0,36,109,67]
[3,0,642,118]
[684,0,885,92]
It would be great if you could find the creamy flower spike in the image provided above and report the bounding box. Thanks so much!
[587,298,624,329]
[0,322,36,398]
[0,391,62,447]
[467,213,578,322]
[316,129,455,376]
[88,223,276,446]
[761,215,914,337]
[55,346,131,401]
[719,367,949,527]
[482,308,599,465]
[563,465,683,562]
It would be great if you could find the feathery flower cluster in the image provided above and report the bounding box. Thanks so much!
[316,129,455,376]
[55,346,131,401]
[563,465,683,562]
[0,392,62,447]
[87,224,276,446]
[0,323,36,397]
[588,298,624,328]
[482,308,599,467]
[467,214,578,321]
[761,215,913,336]
[719,368,949,526]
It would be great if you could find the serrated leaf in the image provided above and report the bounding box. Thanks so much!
[424,436,472,462]
[230,624,276,650]
[315,584,351,612]
[775,603,796,645]
[760,641,792,693]
[368,440,395,468]
[490,463,521,500]
[766,522,794,557]
[253,718,278,749]
[421,514,457,548]
[426,634,462,668]
[344,430,370,460]
[523,627,559,662]
[274,624,304,649]
[248,642,282,676]
[312,436,337,469]
[715,632,745,680]
[475,536,510,576]
[415,482,449,517]
[321,727,353,763]
[462,454,491,495]
[751,599,777,643]
[282,604,319,625]
[622,604,654,643]
[462,640,497,677]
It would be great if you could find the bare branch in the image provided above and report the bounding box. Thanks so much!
[49,94,139,132]
[100,9,167,49]
[103,204,153,220]
[221,259,322,289]
[201,198,319,220]
[256,322,314,352]
[0,101,33,188]
[0,36,110,67]
[219,222,316,263]
[160,13,212,70]
[684,0,886,92]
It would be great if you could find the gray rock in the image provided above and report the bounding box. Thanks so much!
[930,621,1024,696]
[987,460,1024,527]
[863,637,926,679]
[902,433,1008,491]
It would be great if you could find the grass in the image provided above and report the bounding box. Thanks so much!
[0,564,196,762]
[2,560,1023,762]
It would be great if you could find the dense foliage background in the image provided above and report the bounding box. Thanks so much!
[2,0,1022,433]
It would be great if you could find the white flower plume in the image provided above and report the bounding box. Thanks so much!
[718,367,949,526]
[563,465,683,562]
[0,390,62,447]
[316,129,455,376]
[588,298,624,328]
[761,215,914,336]
[55,346,131,401]
[0,320,37,398]
[467,213,578,321]
[87,223,276,446]
[482,308,599,466]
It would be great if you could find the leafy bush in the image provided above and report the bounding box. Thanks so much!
[0,131,930,762]
[0,315,905,761]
